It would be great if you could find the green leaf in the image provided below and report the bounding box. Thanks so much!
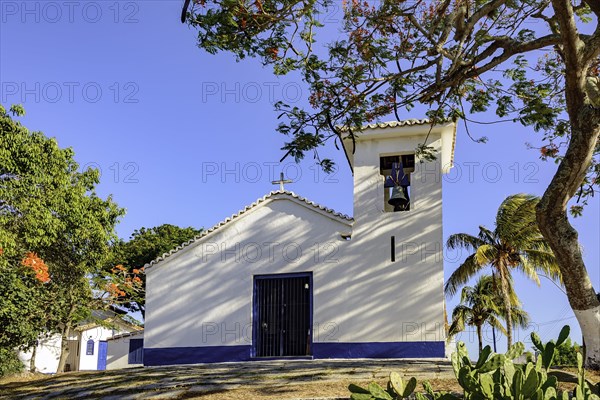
[506,342,525,360]
[351,394,374,400]
[479,354,506,373]
[349,384,370,394]
[368,382,393,400]
[389,371,403,395]
[556,325,570,347]
[403,377,417,397]
[476,345,492,368]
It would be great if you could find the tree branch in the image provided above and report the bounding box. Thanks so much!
[418,34,561,103]
[582,0,600,18]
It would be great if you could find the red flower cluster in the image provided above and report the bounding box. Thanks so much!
[540,144,559,158]
[107,282,126,298]
[111,264,127,273]
[22,252,50,283]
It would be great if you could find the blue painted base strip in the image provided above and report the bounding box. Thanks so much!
[145,345,252,366]
[144,341,444,366]
[313,341,445,359]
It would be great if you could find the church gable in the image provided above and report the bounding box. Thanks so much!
[144,192,353,352]
[145,191,352,273]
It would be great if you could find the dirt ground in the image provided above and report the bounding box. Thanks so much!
[185,378,462,399]
[0,362,598,399]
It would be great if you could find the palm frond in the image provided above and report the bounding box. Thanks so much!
[507,221,543,247]
[516,255,542,286]
[521,249,562,284]
[445,254,485,297]
[475,244,498,266]
[449,305,470,337]
[447,233,486,251]
[487,314,508,336]
[478,226,497,245]
[509,306,531,329]
[460,285,475,304]
[495,194,538,240]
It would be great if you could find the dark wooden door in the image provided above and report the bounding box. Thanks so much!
[254,274,311,357]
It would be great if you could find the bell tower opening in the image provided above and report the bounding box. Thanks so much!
[380,154,415,212]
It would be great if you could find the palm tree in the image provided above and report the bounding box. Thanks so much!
[449,274,530,353]
[445,194,561,348]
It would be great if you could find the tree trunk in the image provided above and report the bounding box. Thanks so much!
[29,344,37,373]
[536,105,600,371]
[56,323,72,373]
[497,266,513,349]
[477,324,483,354]
[541,0,600,370]
[537,110,600,369]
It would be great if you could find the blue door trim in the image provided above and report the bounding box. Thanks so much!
[252,272,313,358]
[97,341,108,370]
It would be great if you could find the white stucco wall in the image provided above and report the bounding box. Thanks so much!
[18,334,62,374]
[146,198,353,349]
[78,326,120,371]
[19,325,131,373]
[106,332,144,370]
[145,122,454,356]
[343,125,452,343]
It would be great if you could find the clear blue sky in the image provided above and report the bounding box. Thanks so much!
[1,0,598,356]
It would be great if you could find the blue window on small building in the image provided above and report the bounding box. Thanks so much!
[86,339,94,355]
[128,339,143,364]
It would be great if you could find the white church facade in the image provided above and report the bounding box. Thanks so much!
[143,119,456,365]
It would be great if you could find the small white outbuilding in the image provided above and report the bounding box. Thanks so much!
[144,120,456,366]
[106,330,144,369]
[19,310,142,373]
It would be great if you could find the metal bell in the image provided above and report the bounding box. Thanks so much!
[388,185,409,211]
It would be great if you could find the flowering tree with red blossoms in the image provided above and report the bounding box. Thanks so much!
[0,105,124,373]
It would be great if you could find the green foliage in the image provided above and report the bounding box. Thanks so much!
[348,372,417,399]
[0,259,48,351]
[185,0,599,215]
[531,326,570,370]
[0,348,23,377]
[0,104,124,356]
[349,326,600,400]
[552,338,580,367]
[106,224,202,317]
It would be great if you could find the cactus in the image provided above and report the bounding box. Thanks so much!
[531,325,570,371]
[521,367,539,398]
[532,331,544,352]
[556,325,570,347]
[348,325,599,400]
[476,345,492,368]
[367,382,393,400]
[451,351,461,378]
[479,354,506,373]
[479,373,494,398]
[349,383,373,400]
[506,342,525,360]
[389,372,416,398]
[541,341,556,370]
